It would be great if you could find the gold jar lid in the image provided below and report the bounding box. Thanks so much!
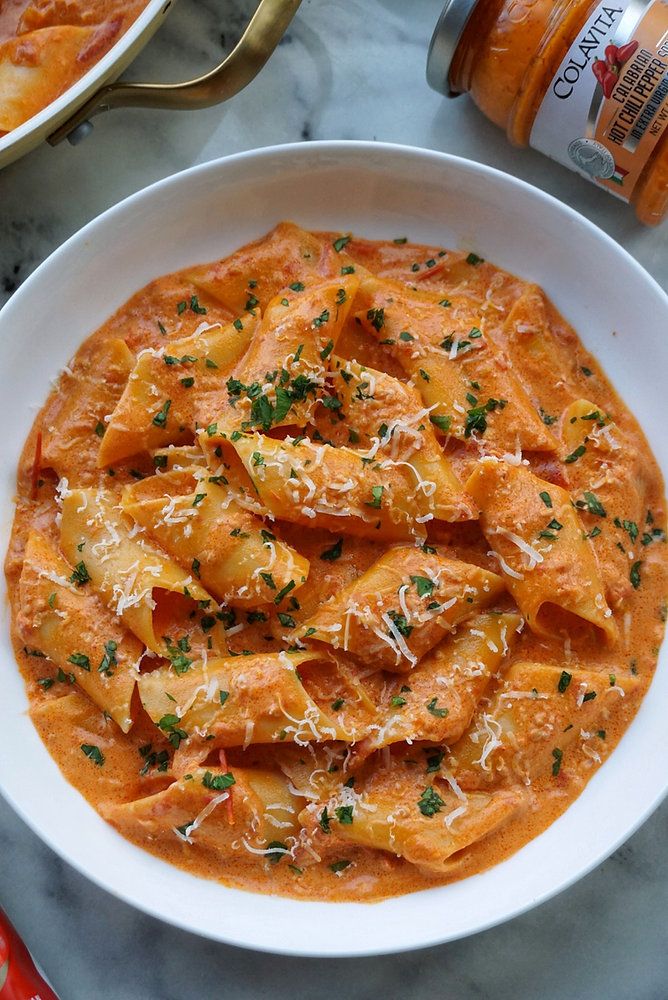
[427,0,480,97]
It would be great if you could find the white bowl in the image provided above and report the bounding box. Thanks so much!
[1,142,666,957]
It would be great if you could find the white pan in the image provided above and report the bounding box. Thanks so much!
[0,0,300,169]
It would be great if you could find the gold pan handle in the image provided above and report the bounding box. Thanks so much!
[48,0,301,146]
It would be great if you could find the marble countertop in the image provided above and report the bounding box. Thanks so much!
[1,1,667,996]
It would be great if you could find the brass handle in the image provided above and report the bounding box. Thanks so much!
[48,0,301,146]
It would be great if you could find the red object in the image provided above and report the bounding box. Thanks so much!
[592,59,608,86]
[616,39,639,64]
[603,70,618,99]
[605,43,619,67]
[0,909,59,1000]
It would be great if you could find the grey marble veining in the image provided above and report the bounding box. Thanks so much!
[0,1,667,997]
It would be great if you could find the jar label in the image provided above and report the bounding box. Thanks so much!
[530,0,668,202]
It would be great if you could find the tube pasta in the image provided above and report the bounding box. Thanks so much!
[354,276,557,453]
[501,285,578,406]
[322,355,477,522]
[356,612,523,756]
[187,222,343,314]
[297,546,506,672]
[41,337,134,481]
[102,766,306,856]
[218,275,360,433]
[137,651,354,749]
[466,458,617,645]
[17,532,141,732]
[560,399,650,607]
[298,763,525,874]
[450,661,640,788]
[219,429,470,542]
[59,487,214,653]
[121,474,310,607]
[98,316,257,466]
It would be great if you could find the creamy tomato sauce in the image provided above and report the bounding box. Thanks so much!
[6,225,667,903]
[0,0,150,134]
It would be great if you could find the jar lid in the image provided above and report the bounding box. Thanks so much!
[426,0,480,97]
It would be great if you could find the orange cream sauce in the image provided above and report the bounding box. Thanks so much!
[6,226,667,902]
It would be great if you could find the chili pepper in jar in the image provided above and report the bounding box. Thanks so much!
[427,0,668,225]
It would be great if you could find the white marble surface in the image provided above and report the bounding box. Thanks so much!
[0,0,667,996]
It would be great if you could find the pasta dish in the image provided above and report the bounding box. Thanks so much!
[6,223,667,901]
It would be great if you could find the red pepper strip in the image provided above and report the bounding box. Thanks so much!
[616,40,639,65]
[593,59,608,87]
[603,70,618,100]
[29,431,43,500]
[605,43,619,68]
[218,748,234,825]
[413,258,448,281]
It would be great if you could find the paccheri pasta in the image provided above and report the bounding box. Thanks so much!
[0,0,150,135]
[6,222,667,902]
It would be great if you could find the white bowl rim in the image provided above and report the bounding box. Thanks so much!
[0,140,666,957]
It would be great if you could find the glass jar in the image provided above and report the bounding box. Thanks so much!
[427,0,668,225]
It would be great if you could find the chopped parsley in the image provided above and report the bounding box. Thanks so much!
[564,444,586,464]
[366,307,385,332]
[274,580,296,605]
[98,640,117,677]
[202,771,235,790]
[425,697,448,718]
[319,807,331,834]
[583,491,606,517]
[464,396,506,438]
[68,652,90,671]
[266,841,288,864]
[69,561,91,587]
[320,538,343,561]
[157,714,188,749]
[81,744,105,766]
[425,749,445,773]
[557,670,572,693]
[387,610,412,637]
[163,636,193,675]
[418,785,445,817]
[411,575,435,598]
[329,859,351,873]
[430,414,452,433]
[365,485,384,509]
[332,235,351,253]
[152,399,171,428]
